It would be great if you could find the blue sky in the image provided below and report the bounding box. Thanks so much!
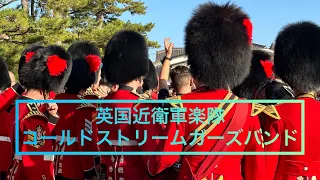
[121,0,320,61]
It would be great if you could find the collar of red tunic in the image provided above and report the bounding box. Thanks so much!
[118,85,135,92]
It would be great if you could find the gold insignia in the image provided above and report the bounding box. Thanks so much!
[251,103,281,120]
[27,125,45,149]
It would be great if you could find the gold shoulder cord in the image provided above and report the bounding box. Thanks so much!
[22,103,47,121]
[296,92,317,99]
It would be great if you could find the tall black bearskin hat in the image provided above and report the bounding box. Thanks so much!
[185,2,253,90]
[0,56,11,91]
[103,30,149,84]
[233,50,273,99]
[18,43,44,75]
[100,63,108,85]
[274,21,320,93]
[65,41,102,94]
[143,59,158,91]
[19,45,72,94]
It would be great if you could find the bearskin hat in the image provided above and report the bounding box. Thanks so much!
[274,21,320,93]
[18,43,44,75]
[19,45,72,94]
[65,41,102,94]
[0,56,11,91]
[233,50,273,99]
[185,2,253,90]
[100,63,107,85]
[103,30,149,84]
[143,60,158,91]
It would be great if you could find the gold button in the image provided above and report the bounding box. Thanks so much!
[118,167,124,174]
[303,167,308,171]
[109,166,113,173]
[311,176,317,180]
[120,156,124,163]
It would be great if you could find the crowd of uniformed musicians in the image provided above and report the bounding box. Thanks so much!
[0,1,320,180]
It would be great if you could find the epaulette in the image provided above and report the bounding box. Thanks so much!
[79,87,100,99]
[131,90,152,108]
[97,87,108,97]
[76,103,97,110]
[166,96,183,108]
[22,103,47,121]
[250,103,281,120]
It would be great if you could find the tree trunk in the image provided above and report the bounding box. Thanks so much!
[31,0,35,19]
[21,0,28,13]
[97,12,104,28]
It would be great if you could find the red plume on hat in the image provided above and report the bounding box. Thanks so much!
[46,55,68,76]
[260,60,274,78]
[25,52,35,63]
[243,19,253,44]
[85,54,101,73]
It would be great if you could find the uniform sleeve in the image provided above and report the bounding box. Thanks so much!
[263,116,282,180]
[147,116,185,176]
[75,108,98,179]
[0,83,24,112]
[241,114,266,180]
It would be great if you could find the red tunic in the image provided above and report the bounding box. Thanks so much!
[151,91,158,100]
[54,93,99,180]
[1,95,56,174]
[0,110,13,172]
[264,95,320,180]
[98,86,160,180]
[7,102,55,180]
[147,88,266,180]
[0,83,24,112]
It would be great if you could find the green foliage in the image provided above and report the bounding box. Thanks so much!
[0,0,159,75]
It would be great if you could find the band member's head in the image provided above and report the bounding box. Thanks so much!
[0,56,11,92]
[65,41,102,94]
[170,65,193,95]
[185,2,252,90]
[19,43,45,76]
[274,21,320,94]
[142,60,158,92]
[100,65,119,95]
[19,45,72,94]
[103,30,149,89]
[233,50,274,99]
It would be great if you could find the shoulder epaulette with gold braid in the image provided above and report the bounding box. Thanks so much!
[22,103,47,121]
[166,96,183,108]
[250,103,281,120]
[78,87,100,99]
[76,103,97,110]
[131,90,153,108]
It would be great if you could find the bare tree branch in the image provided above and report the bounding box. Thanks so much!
[3,27,20,33]
[9,27,31,36]
[0,0,17,9]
